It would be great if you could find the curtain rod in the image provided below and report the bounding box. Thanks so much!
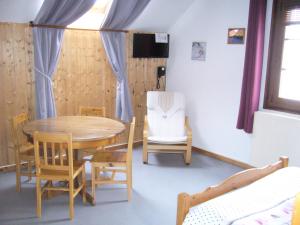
[29,21,128,33]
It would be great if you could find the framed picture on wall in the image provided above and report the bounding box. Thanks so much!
[191,42,206,61]
[227,28,245,44]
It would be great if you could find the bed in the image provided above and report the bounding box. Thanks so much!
[176,157,300,225]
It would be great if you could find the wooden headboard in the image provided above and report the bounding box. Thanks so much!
[176,156,289,225]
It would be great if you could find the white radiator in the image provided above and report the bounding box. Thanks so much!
[251,111,300,167]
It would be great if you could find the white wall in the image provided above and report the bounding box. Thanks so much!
[166,0,251,162]
[0,0,43,23]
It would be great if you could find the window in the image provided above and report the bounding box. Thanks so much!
[264,0,300,113]
[68,0,111,30]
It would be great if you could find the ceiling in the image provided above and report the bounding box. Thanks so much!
[0,0,195,32]
[129,0,196,32]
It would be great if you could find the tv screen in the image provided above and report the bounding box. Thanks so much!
[133,33,169,58]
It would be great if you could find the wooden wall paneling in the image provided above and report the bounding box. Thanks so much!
[0,23,34,166]
[0,23,8,166]
[2,23,14,165]
[126,32,167,141]
[103,47,116,120]
[0,23,167,167]
[4,24,17,165]
[53,30,167,143]
[54,30,104,116]
[11,24,27,166]
[24,25,35,120]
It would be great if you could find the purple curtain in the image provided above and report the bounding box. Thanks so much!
[236,0,267,133]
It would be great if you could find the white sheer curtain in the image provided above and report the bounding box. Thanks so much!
[100,0,151,122]
[33,0,96,119]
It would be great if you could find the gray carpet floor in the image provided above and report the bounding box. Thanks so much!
[0,148,242,225]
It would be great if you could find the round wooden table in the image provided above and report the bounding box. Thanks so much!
[23,116,125,205]
[23,116,126,149]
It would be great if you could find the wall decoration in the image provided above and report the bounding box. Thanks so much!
[228,28,245,44]
[191,42,206,61]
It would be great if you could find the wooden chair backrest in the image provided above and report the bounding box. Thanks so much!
[126,117,136,163]
[79,106,106,117]
[12,112,29,150]
[33,132,73,177]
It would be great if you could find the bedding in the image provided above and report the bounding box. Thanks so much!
[183,167,300,225]
[231,197,295,225]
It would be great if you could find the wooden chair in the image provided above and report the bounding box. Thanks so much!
[143,91,192,164]
[34,132,86,219]
[12,113,35,192]
[90,117,135,204]
[79,106,106,160]
[79,106,106,117]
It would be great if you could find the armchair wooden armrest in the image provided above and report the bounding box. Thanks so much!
[143,115,148,137]
[184,116,192,165]
[185,116,192,140]
[143,115,148,163]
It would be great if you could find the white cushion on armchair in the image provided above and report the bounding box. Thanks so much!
[147,91,186,144]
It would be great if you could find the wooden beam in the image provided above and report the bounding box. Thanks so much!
[29,21,128,33]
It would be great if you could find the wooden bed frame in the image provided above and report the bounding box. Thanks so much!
[176,156,290,225]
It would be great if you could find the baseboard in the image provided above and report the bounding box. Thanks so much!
[192,146,254,169]
[0,162,28,172]
[137,141,253,169]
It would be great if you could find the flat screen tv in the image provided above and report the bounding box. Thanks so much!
[133,33,169,58]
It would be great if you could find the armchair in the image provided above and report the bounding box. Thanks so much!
[143,91,192,164]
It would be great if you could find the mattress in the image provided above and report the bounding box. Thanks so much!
[183,167,300,225]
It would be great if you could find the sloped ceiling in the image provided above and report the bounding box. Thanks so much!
[129,0,196,32]
[0,0,195,32]
[0,0,44,23]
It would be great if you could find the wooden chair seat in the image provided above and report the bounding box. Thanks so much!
[91,151,127,163]
[39,162,84,180]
